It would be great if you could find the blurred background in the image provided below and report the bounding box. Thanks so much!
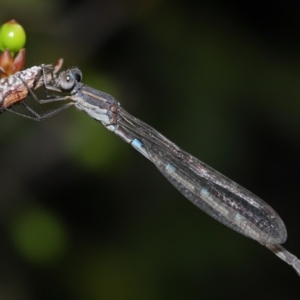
[0,0,300,299]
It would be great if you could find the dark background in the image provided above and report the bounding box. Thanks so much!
[0,0,300,299]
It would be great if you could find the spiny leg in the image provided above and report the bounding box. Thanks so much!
[19,70,71,105]
[7,68,74,120]
[6,101,74,121]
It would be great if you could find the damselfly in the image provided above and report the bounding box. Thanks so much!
[21,67,300,276]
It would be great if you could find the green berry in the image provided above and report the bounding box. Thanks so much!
[0,20,26,53]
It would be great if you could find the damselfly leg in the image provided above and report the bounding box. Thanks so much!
[4,60,73,120]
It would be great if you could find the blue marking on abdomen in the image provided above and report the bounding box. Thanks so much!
[132,138,143,149]
[166,163,176,173]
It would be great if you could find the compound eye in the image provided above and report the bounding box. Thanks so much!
[59,71,77,91]
[73,69,82,82]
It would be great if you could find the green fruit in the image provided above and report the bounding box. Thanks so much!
[0,20,26,53]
